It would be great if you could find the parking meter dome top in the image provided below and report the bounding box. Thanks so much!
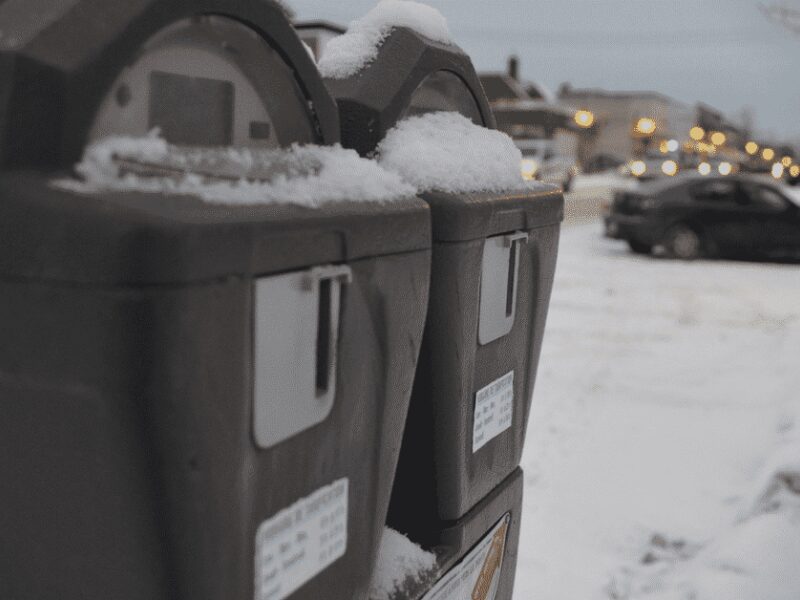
[64,133,416,206]
[318,0,452,79]
[376,111,536,194]
[370,527,439,600]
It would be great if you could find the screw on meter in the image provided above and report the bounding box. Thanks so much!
[90,16,318,151]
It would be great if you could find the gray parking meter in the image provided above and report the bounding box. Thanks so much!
[326,27,563,537]
[0,3,431,600]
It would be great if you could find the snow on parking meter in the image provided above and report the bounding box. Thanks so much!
[323,13,563,535]
[0,3,431,600]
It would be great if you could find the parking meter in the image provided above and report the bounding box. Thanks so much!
[325,27,563,537]
[0,3,431,600]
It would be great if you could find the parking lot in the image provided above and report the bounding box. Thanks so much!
[514,194,800,599]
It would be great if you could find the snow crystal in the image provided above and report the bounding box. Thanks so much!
[376,112,531,194]
[318,0,452,79]
[59,133,416,206]
[369,527,438,600]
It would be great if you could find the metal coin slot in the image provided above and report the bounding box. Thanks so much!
[254,264,352,449]
[478,231,529,345]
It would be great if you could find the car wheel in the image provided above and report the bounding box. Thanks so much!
[663,225,703,260]
[628,240,652,255]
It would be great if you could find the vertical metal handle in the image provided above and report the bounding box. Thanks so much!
[503,232,528,317]
[305,265,352,397]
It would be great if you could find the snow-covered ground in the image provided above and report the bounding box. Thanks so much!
[515,222,800,599]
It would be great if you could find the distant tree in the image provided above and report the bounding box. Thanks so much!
[760,3,800,34]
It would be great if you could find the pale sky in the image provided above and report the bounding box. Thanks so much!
[290,0,800,143]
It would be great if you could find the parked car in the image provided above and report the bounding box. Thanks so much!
[517,138,579,191]
[605,175,800,260]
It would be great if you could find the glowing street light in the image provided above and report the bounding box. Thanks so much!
[698,162,712,175]
[762,148,775,161]
[661,160,678,176]
[666,139,679,152]
[745,141,759,155]
[718,161,732,176]
[630,160,647,177]
[781,156,793,167]
[574,110,595,128]
[790,165,800,178]
[635,117,657,135]
[689,126,705,141]
[710,131,726,146]
[771,163,784,179]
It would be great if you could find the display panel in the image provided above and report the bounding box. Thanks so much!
[90,16,318,151]
[149,71,234,146]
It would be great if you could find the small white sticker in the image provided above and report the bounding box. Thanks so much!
[421,514,510,600]
[473,371,514,453]
[254,478,348,600]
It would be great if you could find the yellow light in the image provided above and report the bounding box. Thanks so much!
[697,142,716,155]
[762,148,775,161]
[791,165,800,178]
[718,161,732,176]
[781,156,793,167]
[659,140,669,154]
[667,139,679,152]
[661,160,678,176]
[710,131,726,146]
[698,162,712,175]
[745,141,759,155]
[771,163,784,179]
[521,159,539,181]
[630,160,647,177]
[574,110,595,128]
[689,126,705,141]
[635,117,657,135]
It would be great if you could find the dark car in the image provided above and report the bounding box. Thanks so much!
[605,175,800,260]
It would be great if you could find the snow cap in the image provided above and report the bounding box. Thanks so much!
[318,0,452,79]
[64,133,416,206]
[376,111,528,194]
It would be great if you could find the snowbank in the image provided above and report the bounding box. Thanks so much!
[376,112,529,194]
[369,528,438,600]
[59,134,416,206]
[570,171,638,193]
[318,0,452,79]
[617,405,800,600]
[514,224,800,600]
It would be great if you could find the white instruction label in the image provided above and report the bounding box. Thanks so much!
[473,371,514,453]
[421,514,511,600]
[254,478,348,600]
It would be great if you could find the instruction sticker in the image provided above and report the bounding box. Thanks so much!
[473,371,514,453]
[421,514,511,600]
[254,478,348,600]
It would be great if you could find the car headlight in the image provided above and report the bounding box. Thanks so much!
[629,160,647,177]
[661,160,678,176]
[521,158,539,180]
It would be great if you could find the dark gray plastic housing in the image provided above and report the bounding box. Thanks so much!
[326,27,564,528]
[0,3,432,600]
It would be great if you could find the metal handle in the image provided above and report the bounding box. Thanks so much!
[305,265,352,396]
[504,232,527,317]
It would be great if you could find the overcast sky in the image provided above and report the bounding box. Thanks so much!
[290,0,800,143]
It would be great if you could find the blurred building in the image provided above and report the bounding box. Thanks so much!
[558,85,695,170]
[480,58,585,188]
